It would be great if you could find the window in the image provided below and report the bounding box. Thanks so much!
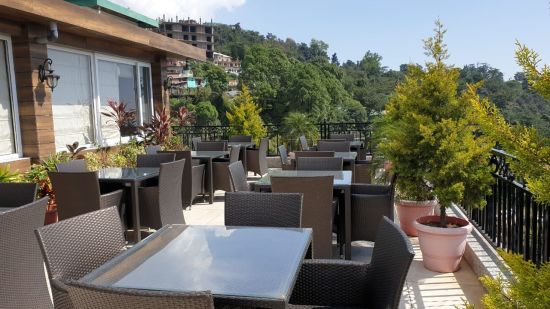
[0,36,19,158]
[140,66,153,122]
[183,35,188,40]
[49,48,94,150]
[191,35,196,41]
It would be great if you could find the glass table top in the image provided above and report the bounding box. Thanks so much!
[228,142,254,147]
[256,170,353,187]
[83,225,312,301]
[97,168,159,181]
[334,152,357,160]
[190,151,229,159]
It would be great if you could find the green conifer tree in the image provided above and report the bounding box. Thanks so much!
[226,85,267,143]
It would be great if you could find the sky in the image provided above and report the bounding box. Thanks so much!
[113,0,550,79]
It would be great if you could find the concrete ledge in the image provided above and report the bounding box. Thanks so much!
[450,205,513,282]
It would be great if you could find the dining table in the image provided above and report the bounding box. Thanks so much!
[80,224,312,308]
[191,151,229,204]
[97,167,160,243]
[254,169,353,260]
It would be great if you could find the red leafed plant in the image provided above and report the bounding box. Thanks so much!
[140,107,172,145]
[176,106,195,126]
[101,100,136,135]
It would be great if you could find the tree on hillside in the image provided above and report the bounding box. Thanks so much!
[226,86,267,143]
[331,53,340,65]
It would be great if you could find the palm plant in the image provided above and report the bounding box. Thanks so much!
[101,100,137,136]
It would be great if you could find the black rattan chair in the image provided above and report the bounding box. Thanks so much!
[295,157,343,171]
[56,159,88,172]
[228,135,252,143]
[317,140,351,152]
[0,182,38,207]
[136,154,175,168]
[144,145,162,155]
[212,145,241,192]
[225,192,302,227]
[196,141,227,151]
[139,159,186,230]
[246,137,269,175]
[330,134,355,141]
[61,280,213,309]
[289,217,414,309]
[158,151,206,208]
[191,137,202,150]
[1,197,52,309]
[278,145,294,170]
[34,206,126,309]
[299,135,316,151]
[227,161,251,192]
[294,151,335,158]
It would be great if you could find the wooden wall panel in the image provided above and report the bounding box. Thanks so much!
[0,157,31,172]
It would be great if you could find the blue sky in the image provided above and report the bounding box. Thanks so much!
[210,0,550,79]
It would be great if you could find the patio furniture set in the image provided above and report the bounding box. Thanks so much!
[0,134,412,308]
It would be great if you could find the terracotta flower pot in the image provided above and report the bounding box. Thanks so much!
[395,200,436,236]
[415,215,472,273]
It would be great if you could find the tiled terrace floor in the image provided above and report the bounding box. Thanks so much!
[185,184,485,309]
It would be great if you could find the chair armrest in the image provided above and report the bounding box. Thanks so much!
[50,278,69,294]
[290,259,369,307]
[351,184,390,195]
[99,189,123,208]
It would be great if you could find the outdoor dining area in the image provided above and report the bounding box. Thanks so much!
[1,134,416,309]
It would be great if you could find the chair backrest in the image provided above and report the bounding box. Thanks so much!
[365,217,415,309]
[227,161,249,192]
[299,135,310,151]
[294,151,335,158]
[191,137,202,150]
[317,140,351,152]
[278,145,289,165]
[136,153,175,168]
[0,182,37,207]
[229,145,240,163]
[330,134,355,141]
[56,159,88,172]
[48,171,103,220]
[196,141,227,151]
[63,280,213,309]
[0,197,52,309]
[228,135,252,143]
[141,159,186,230]
[144,145,162,155]
[271,176,334,259]
[225,192,302,228]
[35,206,126,308]
[295,157,343,171]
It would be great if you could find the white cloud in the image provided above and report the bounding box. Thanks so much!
[111,0,246,21]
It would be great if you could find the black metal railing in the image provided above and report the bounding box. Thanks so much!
[463,149,549,265]
[173,121,373,155]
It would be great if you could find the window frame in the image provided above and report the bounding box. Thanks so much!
[0,33,22,161]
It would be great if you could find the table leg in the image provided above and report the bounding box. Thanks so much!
[207,158,214,204]
[131,181,141,243]
[344,186,351,260]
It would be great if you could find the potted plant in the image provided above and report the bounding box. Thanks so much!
[378,21,494,272]
[101,100,137,138]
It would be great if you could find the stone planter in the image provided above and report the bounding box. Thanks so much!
[415,215,472,273]
[395,200,436,236]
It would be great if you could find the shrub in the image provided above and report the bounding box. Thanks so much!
[281,112,319,150]
[226,85,267,143]
[0,165,21,183]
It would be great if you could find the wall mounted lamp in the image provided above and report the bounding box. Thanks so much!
[38,58,60,91]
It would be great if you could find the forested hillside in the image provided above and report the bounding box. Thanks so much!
[184,23,550,136]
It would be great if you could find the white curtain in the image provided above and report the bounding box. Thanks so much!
[49,49,94,150]
[98,60,137,145]
[0,40,16,156]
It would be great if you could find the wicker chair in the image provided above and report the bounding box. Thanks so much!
[246,137,269,175]
[158,151,205,208]
[271,176,334,259]
[351,174,397,242]
[330,134,355,141]
[278,145,294,170]
[144,145,162,155]
[228,135,252,143]
[0,182,38,207]
[212,145,241,192]
[34,206,126,309]
[317,140,351,152]
[49,172,123,221]
[295,157,343,171]
[56,159,87,172]
[294,151,335,158]
[299,135,316,151]
[60,280,213,309]
[139,159,186,230]
[225,192,302,227]
[1,197,52,309]
[191,137,202,150]
[227,161,251,192]
[289,217,414,309]
[354,160,373,184]
[136,153,175,168]
[196,141,227,151]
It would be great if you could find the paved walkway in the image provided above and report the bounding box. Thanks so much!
[184,188,485,309]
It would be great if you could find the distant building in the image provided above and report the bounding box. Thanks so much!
[158,18,214,59]
[213,52,241,76]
